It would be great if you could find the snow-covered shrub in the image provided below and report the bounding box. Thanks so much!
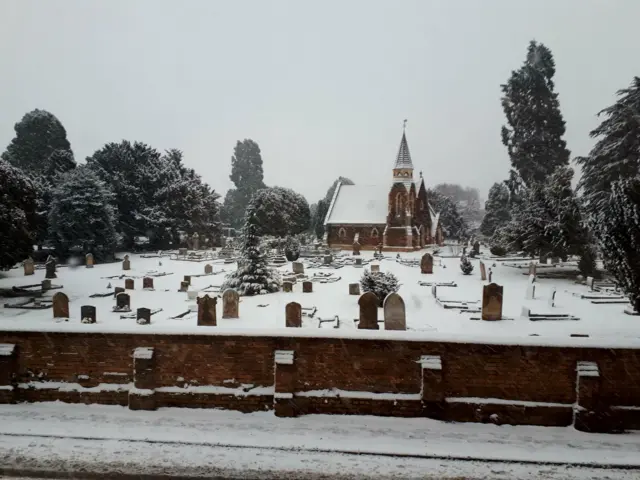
[360,270,399,306]
[460,256,474,275]
[284,236,300,261]
[578,245,599,279]
[490,245,506,257]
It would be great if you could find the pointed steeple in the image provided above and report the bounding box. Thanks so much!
[394,131,414,169]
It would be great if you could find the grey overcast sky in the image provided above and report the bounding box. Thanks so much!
[1,0,638,203]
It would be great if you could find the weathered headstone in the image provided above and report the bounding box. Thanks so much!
[292,262,304,274]
[45,257,57,279]
[197,294,217,326]
[222,288,239,319]
[183,275,191,286]
[349,283,360,295]
[525,283,535,300]
[52,292,69,319]
[122,255,130,271]
[548,287,557,308]
[383,293,406,331]
[355,257,363,266]
[285,301,302,327]
[370,264,380,273]
[187,286,198,301]
[302,281,313,293]
[115,292,130,311]
[81,305,96,324]
[323,254,332,265]
[179,281,189,292]
[352,241,361,256]
[473,241,480,255]
[85,253,94,268]
[586,276,594,291]
[420,253,433,274]
[220,236,227,248]
[283,281,293,293]
[192,233,200,250]
[528,262,537,277]
[137,307,151,325]
[481,283,503,321]
[479,261,487,281]
[178,247,188,256]
[143,277,154,289]
[204,264,213,274]
[488,269,493,283]
[114,286,125,297]
[23,257,35,276]
[358,291,379,329]
[41,279,51,291]
[125,278,134,290]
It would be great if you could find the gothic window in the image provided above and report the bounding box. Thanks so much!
[420,199,424,210]
[409,196,415,215]
[395,193,403,216]
[371,227,379,238]
[338,227,346,239]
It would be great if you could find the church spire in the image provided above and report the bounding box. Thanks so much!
[393,121,414,182]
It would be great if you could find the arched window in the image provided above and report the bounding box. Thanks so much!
[419,199,424,210]
[395,193,403,216]
[338,227,346,239]
[409,196,415,215]
[371,227,379,238]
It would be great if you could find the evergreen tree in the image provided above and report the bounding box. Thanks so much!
[2,109,71,175]
[251,186,310,237]
[313,199,330,239]
[460,255,474,275]
[480,182,511,237]
[501,41,570,191]
[0,159,37,269]
[48,167,119,260]
[594,178,640,310]
[221,200,280,295]
[360,270,399,306]
[427,189,468,240]
[44,149,76,178]
[577,77,640,214]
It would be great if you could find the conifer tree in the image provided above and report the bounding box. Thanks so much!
[501,41,570,192]
[313,199,330,239]
[251,186,310,237]
[480,182,511,238]
[577,77,640,214]
[427,189,468,240]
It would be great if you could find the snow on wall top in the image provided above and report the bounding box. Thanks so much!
[325,184,389,225]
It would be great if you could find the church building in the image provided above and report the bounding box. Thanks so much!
[323,129,444,251]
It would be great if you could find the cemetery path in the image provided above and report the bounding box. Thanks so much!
[0,403,639,479]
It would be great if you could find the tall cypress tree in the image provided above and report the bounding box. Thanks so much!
[480,182,511,238]
[577,77,640,214]
[501,41,570,192]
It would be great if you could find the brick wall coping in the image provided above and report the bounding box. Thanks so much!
[2,327,640,350]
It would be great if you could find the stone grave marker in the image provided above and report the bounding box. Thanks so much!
[178,247,188,256]
[137,307,151,325]
[488,269,493,283]
[421,253,433,274]
[45,257,57,279]
[355,257,363,266]
[184,275,191,286]
[383,293,406,331]
[222,288,239,319]
[125,278,134,290]
[473,241,480,255]
[479,261,487,281]
[548,287,557,308]
[114,286,125,297]
[302,281,313,293]
[349,283,360,295]
[586,276,594,291]
[187,286,198,301]
[431,285,437,298]
[204,264,213,274]
[286,302,302,327]
[292,262,304,274]
[323,254,332,265]
[86,253,94,268]
[81,305,96,324]
[180,281,189,292]
[41,279,52,291]
[283,281,293,293]
[525,283,536,300]
[481,283,503,321]
[528,262,537,277]
[197,294,217,326]
[122,255,131,271]
[23,257,35,276]
[352,241,361,256]
[116,292,131,311]
[358,291,380,329]
[52,292,69,319]
[143,277,154,289]
[370,264,380,273]
[192,233,200,250]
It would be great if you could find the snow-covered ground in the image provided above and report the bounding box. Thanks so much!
[1,248,639,348]
[0,402,638,479]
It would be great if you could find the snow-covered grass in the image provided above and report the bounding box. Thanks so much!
[1,248,639,348]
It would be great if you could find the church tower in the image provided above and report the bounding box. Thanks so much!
[392,130,414,183]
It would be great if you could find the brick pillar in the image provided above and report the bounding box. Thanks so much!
[574,361,618,433]
[129,347,156,410]
[420,355,445,419]
[274,350,297,417]
[0,344,17,404]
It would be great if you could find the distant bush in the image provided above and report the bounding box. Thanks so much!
[460,256,474,275]
[490,245,507,257]
[360,270,399,306]
[284,236,300,261]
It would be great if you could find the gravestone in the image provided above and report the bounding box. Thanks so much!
[292,262,304,274]
[421,253,433,274]
[358,291,379,330]
[548,287,557,308]
[488,269,493,283]
[383,293,406,331]
[220,236,227,248]
[370,264,380,273]
[222,288,239,319]
[184,275,191,286]
[586,276,594,290]
[137,307,151,325]
[479,261,487,281]
[114,286,125,297]
[197,294,217,326]
[178,248,188,256]
[528,262,537,277]
[41,279,51,291]
[283,281,293,293]
[143,277,154,289]
[481,283,503,321]
[431,285,437,298]
[323,254,332,265]
[122,255,130,271]
[352,241,361,256]
[462,246,467,256]
[204,264,213,274]
[192,233,200,250]
[355,258,363,266]
[23,257,34,276]
[349,283,360,295]
[52,292,69,318]
[116,292,130,311]
[187,286,198,301]
[45,257,57,279]
[125,278,134,290]
[525,283,536,300]
[302,281,313,293]
[473,241,480,255]
[286,302,302,327]
[180,281,189,292]
[81,305,96,324]
[86,253,94,268]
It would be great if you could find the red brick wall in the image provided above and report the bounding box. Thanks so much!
[327,224,385,248]
[2,331,640,430]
